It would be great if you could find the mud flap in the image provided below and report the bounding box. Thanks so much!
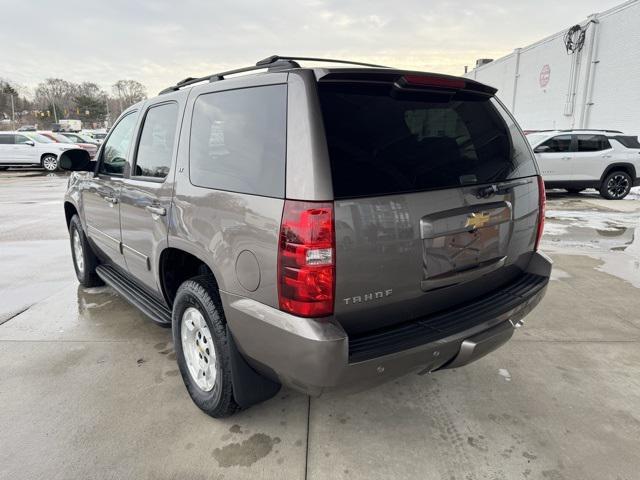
[226,325,281,408]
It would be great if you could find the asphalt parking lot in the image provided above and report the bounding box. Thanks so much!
[1,170,639,480]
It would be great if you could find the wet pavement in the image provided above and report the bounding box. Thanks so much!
[0,171,74,323]
[1,173,639,480]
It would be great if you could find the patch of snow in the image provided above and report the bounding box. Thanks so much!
[542,222,570,237]
[628,187,640,200]
[546,209,639,232]
[550,268,571,281]
[498,369,511,382]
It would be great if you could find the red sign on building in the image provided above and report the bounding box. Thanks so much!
[539,64,551,88]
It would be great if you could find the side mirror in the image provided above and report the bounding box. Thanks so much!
[534,145,550,153]
[25,140,35,147]
[59,149,95,172]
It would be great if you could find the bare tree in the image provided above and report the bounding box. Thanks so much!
[74,82,108,125]
[34,78,76,122]
[111,80,147,116]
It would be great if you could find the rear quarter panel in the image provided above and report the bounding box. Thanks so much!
[168,73,287,308]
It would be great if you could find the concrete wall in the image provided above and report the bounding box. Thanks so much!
[466,0,640,135]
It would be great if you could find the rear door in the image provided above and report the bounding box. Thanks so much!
[533,134,574,181]
[572,134,613,181]
[316,76,541,334]
[119,99,181,294]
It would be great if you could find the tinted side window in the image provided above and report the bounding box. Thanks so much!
[99,112,137,176]
[189,84,287,197]
[133,103,178,179]
[576,134,610,152]
[15,134,31,144]
[0,134,14,145]
[539,135,572,153]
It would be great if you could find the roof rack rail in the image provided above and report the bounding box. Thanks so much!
[158,58,299,95]
[256,55,390,69]
[158,55,390,95]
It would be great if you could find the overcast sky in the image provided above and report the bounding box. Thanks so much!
[0,0,623,96]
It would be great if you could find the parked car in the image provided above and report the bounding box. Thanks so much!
[0,131,81,171]
[17,125,36,132]
[38,131,98,159]
[82,130,107,144]
[527,129,640,199]
[62,55,551,417]
[61,132,100,147]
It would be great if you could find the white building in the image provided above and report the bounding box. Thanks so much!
[465,0,640,135]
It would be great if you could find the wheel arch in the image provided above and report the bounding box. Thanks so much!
[64,201,79,229]
[159,247,221,308]
[600,163,636,184]
[40,152,58,163]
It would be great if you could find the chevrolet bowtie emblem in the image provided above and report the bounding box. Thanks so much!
[465,212,491,230]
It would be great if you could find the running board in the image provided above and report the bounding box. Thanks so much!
[96,265,172,326]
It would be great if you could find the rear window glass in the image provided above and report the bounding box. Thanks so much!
[189,84,287,197]
[611,135,640,149]
[318,83,537,198]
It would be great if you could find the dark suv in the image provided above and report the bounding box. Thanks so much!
[62,56,551,417]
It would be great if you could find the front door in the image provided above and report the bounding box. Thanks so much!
[82,111,139,269]
[534,134,574,181]
[12,134,36,163]
[0,133,12,163]
[119,101,180,293]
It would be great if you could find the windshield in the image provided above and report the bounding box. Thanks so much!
[24,132,54,143]
[526,133,553,147]
[77,134,94,142]
[51,133,74,143]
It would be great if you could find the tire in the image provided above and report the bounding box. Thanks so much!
[69,215,103,287]
[600,171,632,200]
[566,188,583,194]
[172,275,240,418]
[41,154,59,172]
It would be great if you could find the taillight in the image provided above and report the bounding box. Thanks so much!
[278,200,335,317]
[535,176,546,251]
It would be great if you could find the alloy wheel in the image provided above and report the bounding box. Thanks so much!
[72,229,84,275]
[180,307,217,392]
[42,156,58,171]
[607,174,630,199]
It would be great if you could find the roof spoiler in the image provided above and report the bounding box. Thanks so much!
[317,71,497,97]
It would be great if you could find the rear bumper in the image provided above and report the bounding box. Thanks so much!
[222,251,552,396]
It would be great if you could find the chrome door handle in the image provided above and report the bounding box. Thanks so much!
[561,156,571,160]
[145,205,166,216]
[104,196,118,204]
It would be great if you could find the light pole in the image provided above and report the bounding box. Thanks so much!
[10,94,15,130]
[51,100,58,123]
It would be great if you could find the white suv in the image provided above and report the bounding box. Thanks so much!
[0,131,79,172]
[527,130,640,199]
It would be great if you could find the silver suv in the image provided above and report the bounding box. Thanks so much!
[527,129,640,199]
[62,56,551,417]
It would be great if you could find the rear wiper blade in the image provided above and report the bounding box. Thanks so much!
[476,179,532,198]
